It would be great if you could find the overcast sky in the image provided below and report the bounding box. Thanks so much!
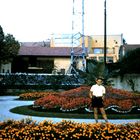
[0,0,140,44]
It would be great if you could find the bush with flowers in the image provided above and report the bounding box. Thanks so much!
[24,86,140,113]
[0,119,140,139]
[19,91,57,100]
[18,86,140,113]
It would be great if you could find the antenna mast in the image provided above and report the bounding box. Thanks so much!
[67,0,86,74]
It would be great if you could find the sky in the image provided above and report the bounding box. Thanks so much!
[0,0,140,44]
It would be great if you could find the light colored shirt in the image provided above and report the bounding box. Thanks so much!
[90,84,106,97]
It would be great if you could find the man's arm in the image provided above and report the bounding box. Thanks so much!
[102,94,105,100]
[89,91,93,99]
[102,86,106,100]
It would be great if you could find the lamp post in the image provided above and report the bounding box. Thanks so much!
[104,0,107,66]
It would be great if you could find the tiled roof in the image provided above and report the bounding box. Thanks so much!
[20,41,50,47]
[18,46,86,57]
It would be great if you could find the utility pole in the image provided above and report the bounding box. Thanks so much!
[104,0,107,66]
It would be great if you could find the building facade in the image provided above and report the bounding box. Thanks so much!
[50,34,124,63]
[11,46,84,74]
[1,34,126,74]
[85,34,123,63]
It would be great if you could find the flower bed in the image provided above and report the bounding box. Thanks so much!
[34,95,91,112]
[0,119,140,139]
[19,91,58,100]
[19,86,140,113]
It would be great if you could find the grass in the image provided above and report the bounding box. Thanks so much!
[10,105,140,119]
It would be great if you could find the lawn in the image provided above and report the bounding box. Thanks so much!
[10,105,140,119]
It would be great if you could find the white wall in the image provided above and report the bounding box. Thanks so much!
[110,74,140,92]
[0,63,11,73]
[54,58,70,73]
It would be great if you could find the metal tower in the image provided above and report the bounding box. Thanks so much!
[67,0,86,74]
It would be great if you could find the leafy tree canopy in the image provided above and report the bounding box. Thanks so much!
[107,48,140,79]
[0,26,4,43]
[0,25,20,64]
[119,48,140,74]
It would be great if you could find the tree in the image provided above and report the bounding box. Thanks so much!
[0,26,4,58]
[107,48,140,82]
[119,48,140,75]
[0,26,4,43]
[0,26,20,64]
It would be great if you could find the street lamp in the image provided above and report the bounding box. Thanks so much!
[104,0,107,66]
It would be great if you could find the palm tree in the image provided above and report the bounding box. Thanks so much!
[77,59,112,86]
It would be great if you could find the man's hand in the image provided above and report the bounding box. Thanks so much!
[102,95,105,100]
[89,91,93,99]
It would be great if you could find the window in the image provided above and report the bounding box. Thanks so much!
[107,57,113,63]
[29,57,36,67]
[93,48,114,54]
[93,57,97,61]
[107,48,114,54]
[60,69,65,74]
[98,57,104,62]
[93,48,104,54]
[89,57,97,61]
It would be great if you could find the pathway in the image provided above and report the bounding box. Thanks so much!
[0,96,139,124]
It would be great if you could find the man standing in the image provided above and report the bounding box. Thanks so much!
[89,77,108,123]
